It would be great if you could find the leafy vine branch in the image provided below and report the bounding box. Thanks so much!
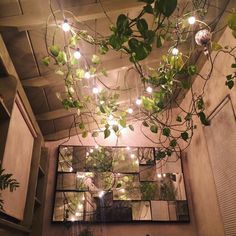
[42,0,236,159]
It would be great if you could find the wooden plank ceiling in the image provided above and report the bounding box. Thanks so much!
[0,0,230,140]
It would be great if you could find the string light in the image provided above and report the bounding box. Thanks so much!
[98,191,105,198]
[90,148,94,153]
[71,217,75,222]
[92,87,99,94]
[146,86,153,93]
[130,154,135,159]
[62,19,71,32]
[157,173,162,178]
[136,98,142,105]
[127,107,133,114]
[73,49,81,59]
[84,71,91,79]
[188,16,196,25]
[171,48,179,55]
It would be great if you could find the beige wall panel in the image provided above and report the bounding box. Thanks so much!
[1,97,34,220]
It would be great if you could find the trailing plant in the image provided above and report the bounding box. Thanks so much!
[0,165,19,210]
[42,0,236,161]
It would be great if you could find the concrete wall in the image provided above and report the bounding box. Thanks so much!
[42,28,236,236]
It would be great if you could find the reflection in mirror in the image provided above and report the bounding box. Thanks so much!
[53,146,189,222]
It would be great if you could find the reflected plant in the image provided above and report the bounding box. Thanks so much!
[0,165,19,210]
[140,182,158,200]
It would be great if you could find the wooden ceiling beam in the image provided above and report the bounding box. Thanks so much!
[0,0,144,31]
[36,108,77,121]
[21,49,161,88]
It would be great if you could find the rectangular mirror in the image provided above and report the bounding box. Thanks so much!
[53,146,189,222]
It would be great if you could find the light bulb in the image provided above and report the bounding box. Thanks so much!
[84,71,91,79]
[188,16,196,25]
[90,148,94,153]
[146,86,153,93]
[77,204,83,210]
[69,167,73,172]
[127,108,133,114]
[130,154,135,159]
[126,146,130,150]
[136,98,142,105]
[98,191,105,198]
[157,173,162,178]
[73,49,81,59]
[172,48,179,55]
[62,20,71,32]
[92,87,99,94]
[95,145,99,149]
[163,173,166,177]
[71,217,75,222]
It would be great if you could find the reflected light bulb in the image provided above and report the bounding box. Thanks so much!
[127,108,133,114]
[84,71,91,79]
[157,173,162,178]
[62,20,71,32]
[136,98,142,105]
[172,48,179,55]
[98,191,105,198]
[188,16,196,25]
[74,49,81,59]
[146,86,153,93]
[92,87,99,94]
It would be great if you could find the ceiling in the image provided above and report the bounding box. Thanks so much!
[0,0,231,141]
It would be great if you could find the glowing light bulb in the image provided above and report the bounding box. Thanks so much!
[130,154,135,159]
[90,149,94,153]
[77,204,83,210]
[146,86,153,93]
[163,173,166,177]
[172,48,179,55]
[188,16,196,25]
[157,173,162,178]
[62,20,71,32]
[73,49,81,59]
[126,146,130,150]
[84,71,91,79]
[95,145,99,149]
[69,167,73,172]
[92,87,99,94]
[135,160,139,165]
[86,152,89,156]
[100,100,104,105]
[119,188,125,193]
[127,108,133,114]
[98,191,105,198]
[75,212,81,217]
[136,98,142,105]
[71,217,75,222]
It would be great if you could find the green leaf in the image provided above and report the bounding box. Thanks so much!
[99,43,109,55]
[82,131,88,138]
[176,116,182,122]
[231,63,236,68]
[143,4,153,14]
[198,112,210,126]
[181,132,189,141]
[170,139,177,147]
[56,51,67,65]
[49,45,60,57]
[128,124,134,131]
[119,117,126,128]
[185,113,192,121]
[92,131,99,137]
[225,80,234,89]
[116,183,122,188]
[156,35,164,48]
[75,68,85,79]
[104,129,111,139]
[137,18,148,36]
[211,41,222,51]
[162,127,170,137]
[78,122,85,130]
[71,57,78,65]
[150,125,158,133]
[42,56,50,66]
[142,121,149,127]
[99,105,106,114]
[227,13,236,31]
[187,65,197,76]
[156,0,177,17]
[91,54,100,64]
[112,125,119,133]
